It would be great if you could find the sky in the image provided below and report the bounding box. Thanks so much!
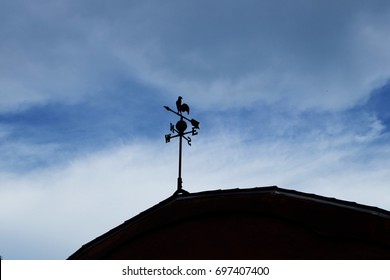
[1,0,390,259]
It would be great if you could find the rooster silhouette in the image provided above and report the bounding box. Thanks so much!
[176,96,190,114]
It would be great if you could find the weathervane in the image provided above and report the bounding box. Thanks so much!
[164,96,200,194]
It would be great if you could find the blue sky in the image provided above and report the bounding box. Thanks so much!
[1,0,390,259]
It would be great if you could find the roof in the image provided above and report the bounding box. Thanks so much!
[68,186,390,259]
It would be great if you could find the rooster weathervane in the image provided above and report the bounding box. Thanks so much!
[164,96,200,194]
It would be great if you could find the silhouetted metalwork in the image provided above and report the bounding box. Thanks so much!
[164,96,200,194]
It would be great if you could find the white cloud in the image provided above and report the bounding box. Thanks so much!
[1,114,389,259]
[0,141,176,259]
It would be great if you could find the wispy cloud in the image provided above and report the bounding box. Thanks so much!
[1,113,389,259]
[1,1,390,112]
[114,0,390,111]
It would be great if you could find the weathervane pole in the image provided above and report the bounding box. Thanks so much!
[164,97,200,194]
[178,123,183,191]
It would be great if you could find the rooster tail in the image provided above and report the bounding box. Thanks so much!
[181,103,190,114]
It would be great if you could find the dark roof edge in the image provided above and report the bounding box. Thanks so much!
[179,186,390,218]
[67,186,390,259]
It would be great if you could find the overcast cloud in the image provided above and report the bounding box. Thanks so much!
[0,0,390,259]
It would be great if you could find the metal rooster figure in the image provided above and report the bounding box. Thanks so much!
[164,96,200,194]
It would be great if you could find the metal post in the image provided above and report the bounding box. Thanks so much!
[178,133,183,191]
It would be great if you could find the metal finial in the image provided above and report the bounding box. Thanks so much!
[164,96,200,195]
